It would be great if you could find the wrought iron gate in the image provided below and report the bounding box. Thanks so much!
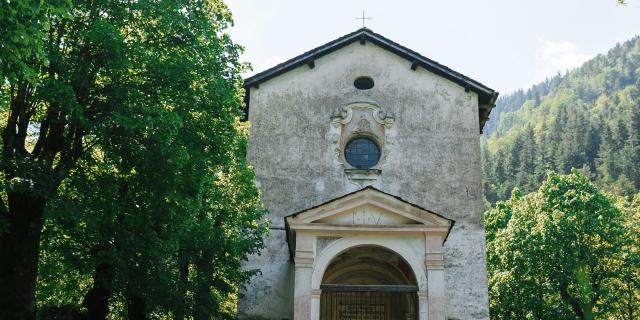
[319,285,418,320]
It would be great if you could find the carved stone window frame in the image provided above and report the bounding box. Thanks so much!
[329,102,395,187]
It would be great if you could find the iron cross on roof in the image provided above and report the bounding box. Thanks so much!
[356,11,372,28]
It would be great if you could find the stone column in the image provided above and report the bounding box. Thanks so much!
[294,234,315,320]
[426,235,446,320]
[310,289,321,320]
[418,290,429,320]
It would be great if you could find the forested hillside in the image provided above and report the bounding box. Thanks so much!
[483,36,640,320]
[481,36,640,204]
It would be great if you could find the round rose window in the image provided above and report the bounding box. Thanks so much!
[344,137,380,169]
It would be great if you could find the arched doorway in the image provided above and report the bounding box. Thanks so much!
[320,245,418,320]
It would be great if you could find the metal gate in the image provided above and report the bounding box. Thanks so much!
[319,285,418,320]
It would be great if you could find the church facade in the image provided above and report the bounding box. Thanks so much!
[238,29,498,320]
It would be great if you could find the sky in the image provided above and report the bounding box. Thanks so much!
[226,0,640,95]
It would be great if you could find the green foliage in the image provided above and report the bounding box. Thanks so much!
[484,35,640,320]
[1,0,267,318]
[38,119,267,318]
[0,0,71,83]
[486,171,636,320]
[609,194,640,320]
[482,36,640,203]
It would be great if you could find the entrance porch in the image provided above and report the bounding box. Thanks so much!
[320,245,418,320]
[285,187,454,320]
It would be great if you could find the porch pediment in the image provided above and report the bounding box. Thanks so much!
[285,187,454,235]
[284,187,453,320]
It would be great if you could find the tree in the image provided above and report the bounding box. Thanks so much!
[482,34,640,319]
[36,117,266,319]
[609,194,640,320]
[486,170,630,320]
[1,1,266,319]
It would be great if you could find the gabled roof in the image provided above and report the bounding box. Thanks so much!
[243,28,499,132]
[283,186,455,258]
[285,186,454,224]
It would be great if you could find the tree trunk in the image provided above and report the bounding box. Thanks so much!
[82,261,115,320]
[0,192,46,320]
[127,293,147,320]
[582,304,594,320]
[173,247,189,320]
[559,279,586,320]
[193,252,214,320]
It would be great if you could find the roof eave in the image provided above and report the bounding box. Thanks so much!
[243,28,496,98]
[242,28,499,131]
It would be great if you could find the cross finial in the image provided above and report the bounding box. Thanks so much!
[356,11,372,28]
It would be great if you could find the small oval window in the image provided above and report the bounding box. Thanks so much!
[344,137,380,169]
[353,76,374,90]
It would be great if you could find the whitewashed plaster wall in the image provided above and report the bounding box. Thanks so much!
[239,41,489,320]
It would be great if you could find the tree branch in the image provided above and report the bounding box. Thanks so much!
[14,84,32,155]
[1,82,28,160]
[559,280,585,319]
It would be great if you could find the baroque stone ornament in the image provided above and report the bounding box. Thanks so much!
[355,118,371,132]
[330,103,395,128]
[328,102,396,188]
[374,109,396,128]
[330,106,351,127]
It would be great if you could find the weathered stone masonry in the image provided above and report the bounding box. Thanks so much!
[238,28,498,320]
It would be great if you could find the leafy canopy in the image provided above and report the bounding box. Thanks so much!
[1,0,267,318]
[486,170,637,320]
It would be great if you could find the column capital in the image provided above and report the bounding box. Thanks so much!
[295,250,314,268]
[425,252,444,270]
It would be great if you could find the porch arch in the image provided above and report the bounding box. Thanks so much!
[311,237,427,291]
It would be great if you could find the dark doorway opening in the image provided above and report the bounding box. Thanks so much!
[320,286,417,320]
[320,246,419,320]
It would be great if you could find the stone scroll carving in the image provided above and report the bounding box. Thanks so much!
[327,102,396,188]
[330,103,395,129]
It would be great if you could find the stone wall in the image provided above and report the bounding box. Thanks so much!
[239,41,489,320]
